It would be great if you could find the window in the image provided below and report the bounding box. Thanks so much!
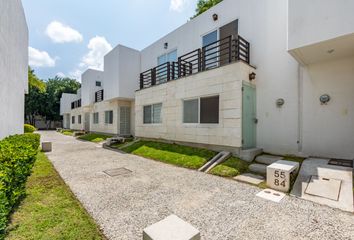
[183,99,199,123]
[105,110,113,124]
[183,96,219,124]
[202,30,218,69]
[72,116,75,124]
[93,112,99,124]
[143,103,162,124]
[96,81,101,87]
[78,115,82,124]
[200,96,219,124]
[157,49,177,65]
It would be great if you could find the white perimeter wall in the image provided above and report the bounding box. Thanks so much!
[0,0,28,139]
[135,62,254,148]
[288,0,354,50]
[301,56,354,159]
[142,0,300,155]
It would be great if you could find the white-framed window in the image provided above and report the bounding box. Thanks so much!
[183,95,219,124]
[78,115,82,124]
[143,103,162,124]
[96,81,101,87]
[157,49,177,65]
[104,110,113,124]
[93,112,99,124]
[72,116,75,124]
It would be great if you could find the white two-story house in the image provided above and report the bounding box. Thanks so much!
[61,0,354,160]
[0,0,28,139]
[60,45,140,136]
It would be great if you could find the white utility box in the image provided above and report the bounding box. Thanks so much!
[143,215,200,240]
[267,160,299,192]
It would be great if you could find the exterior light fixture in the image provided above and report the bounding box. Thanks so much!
[164,42,168,49]
[249,72,256,81]
[212,14,218,21]
[320,94,331,105]
[276,98,285,107]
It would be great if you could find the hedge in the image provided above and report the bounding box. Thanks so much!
[24,124,37,133]
[0,133,40,236]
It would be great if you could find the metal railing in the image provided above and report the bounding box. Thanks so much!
[139,35,250,90]
[71,99,81,109]
[95,89,104,103]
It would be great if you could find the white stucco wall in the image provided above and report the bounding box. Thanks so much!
[300,56,354,159]
[104,45,140,101]
[288,0,354,50]
[60,93,77,115]
[141,0,300,155]
[0,0,28,139]
[70,108,84,131]
[89,100,133,135]
[81,69,104,106]
[135,62,254,149]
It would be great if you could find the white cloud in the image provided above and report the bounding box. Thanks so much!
[68,69,83,82]
[68,36,112,82]
[170,0,190,12]
[46,21,83,43]
[80,36,112,70]
[28,47,56,67]
[56,72,66,78]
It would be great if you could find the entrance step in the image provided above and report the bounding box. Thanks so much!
[255,155,283,165]
[249,163,267,175]
[239,148,263,162]
[234,173,265,185]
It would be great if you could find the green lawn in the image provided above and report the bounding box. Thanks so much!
[209,157,250,177]
[120,141,216,169]
[5,152,105,240]
[78,133,112,143]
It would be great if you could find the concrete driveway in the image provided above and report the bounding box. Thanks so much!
[40,131,354,240]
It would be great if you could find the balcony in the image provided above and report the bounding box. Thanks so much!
[95,89,104,103]
[139,35,250,90]
[71,99,81,109]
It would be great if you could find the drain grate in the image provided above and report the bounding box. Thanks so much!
[328,159,353,168]
[103,167,132,177]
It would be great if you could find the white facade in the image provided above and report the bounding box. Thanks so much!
[81,69,104,106]
[61,0,354,159]
[0,0,28,139]
[104,45,141,100]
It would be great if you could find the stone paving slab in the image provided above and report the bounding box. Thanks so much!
[40,131,354,240]
[234,173,264,185]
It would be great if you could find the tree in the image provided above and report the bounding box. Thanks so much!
[25,68,46,125]
[42,77,80,127]
[25,69,81,128]
[193,0,223,18]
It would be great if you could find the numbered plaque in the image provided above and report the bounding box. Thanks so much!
[266,160,299,192]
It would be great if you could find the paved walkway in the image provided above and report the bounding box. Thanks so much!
[40,131,354,240]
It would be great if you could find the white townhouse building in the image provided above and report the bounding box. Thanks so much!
[61,0,354,160]
[0,0,28,139]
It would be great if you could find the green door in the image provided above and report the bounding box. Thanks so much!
[242,83,257,149]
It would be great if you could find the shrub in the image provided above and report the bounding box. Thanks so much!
[0,133,40,235]
[24,124,37,133]
[62,131,73,136]
[91,138,104,143]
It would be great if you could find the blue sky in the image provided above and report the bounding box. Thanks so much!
[23,0,198,81]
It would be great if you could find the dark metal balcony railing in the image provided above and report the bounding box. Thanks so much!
[139,35,250,90]
[71,99,81,109]
[95,89,104,103]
